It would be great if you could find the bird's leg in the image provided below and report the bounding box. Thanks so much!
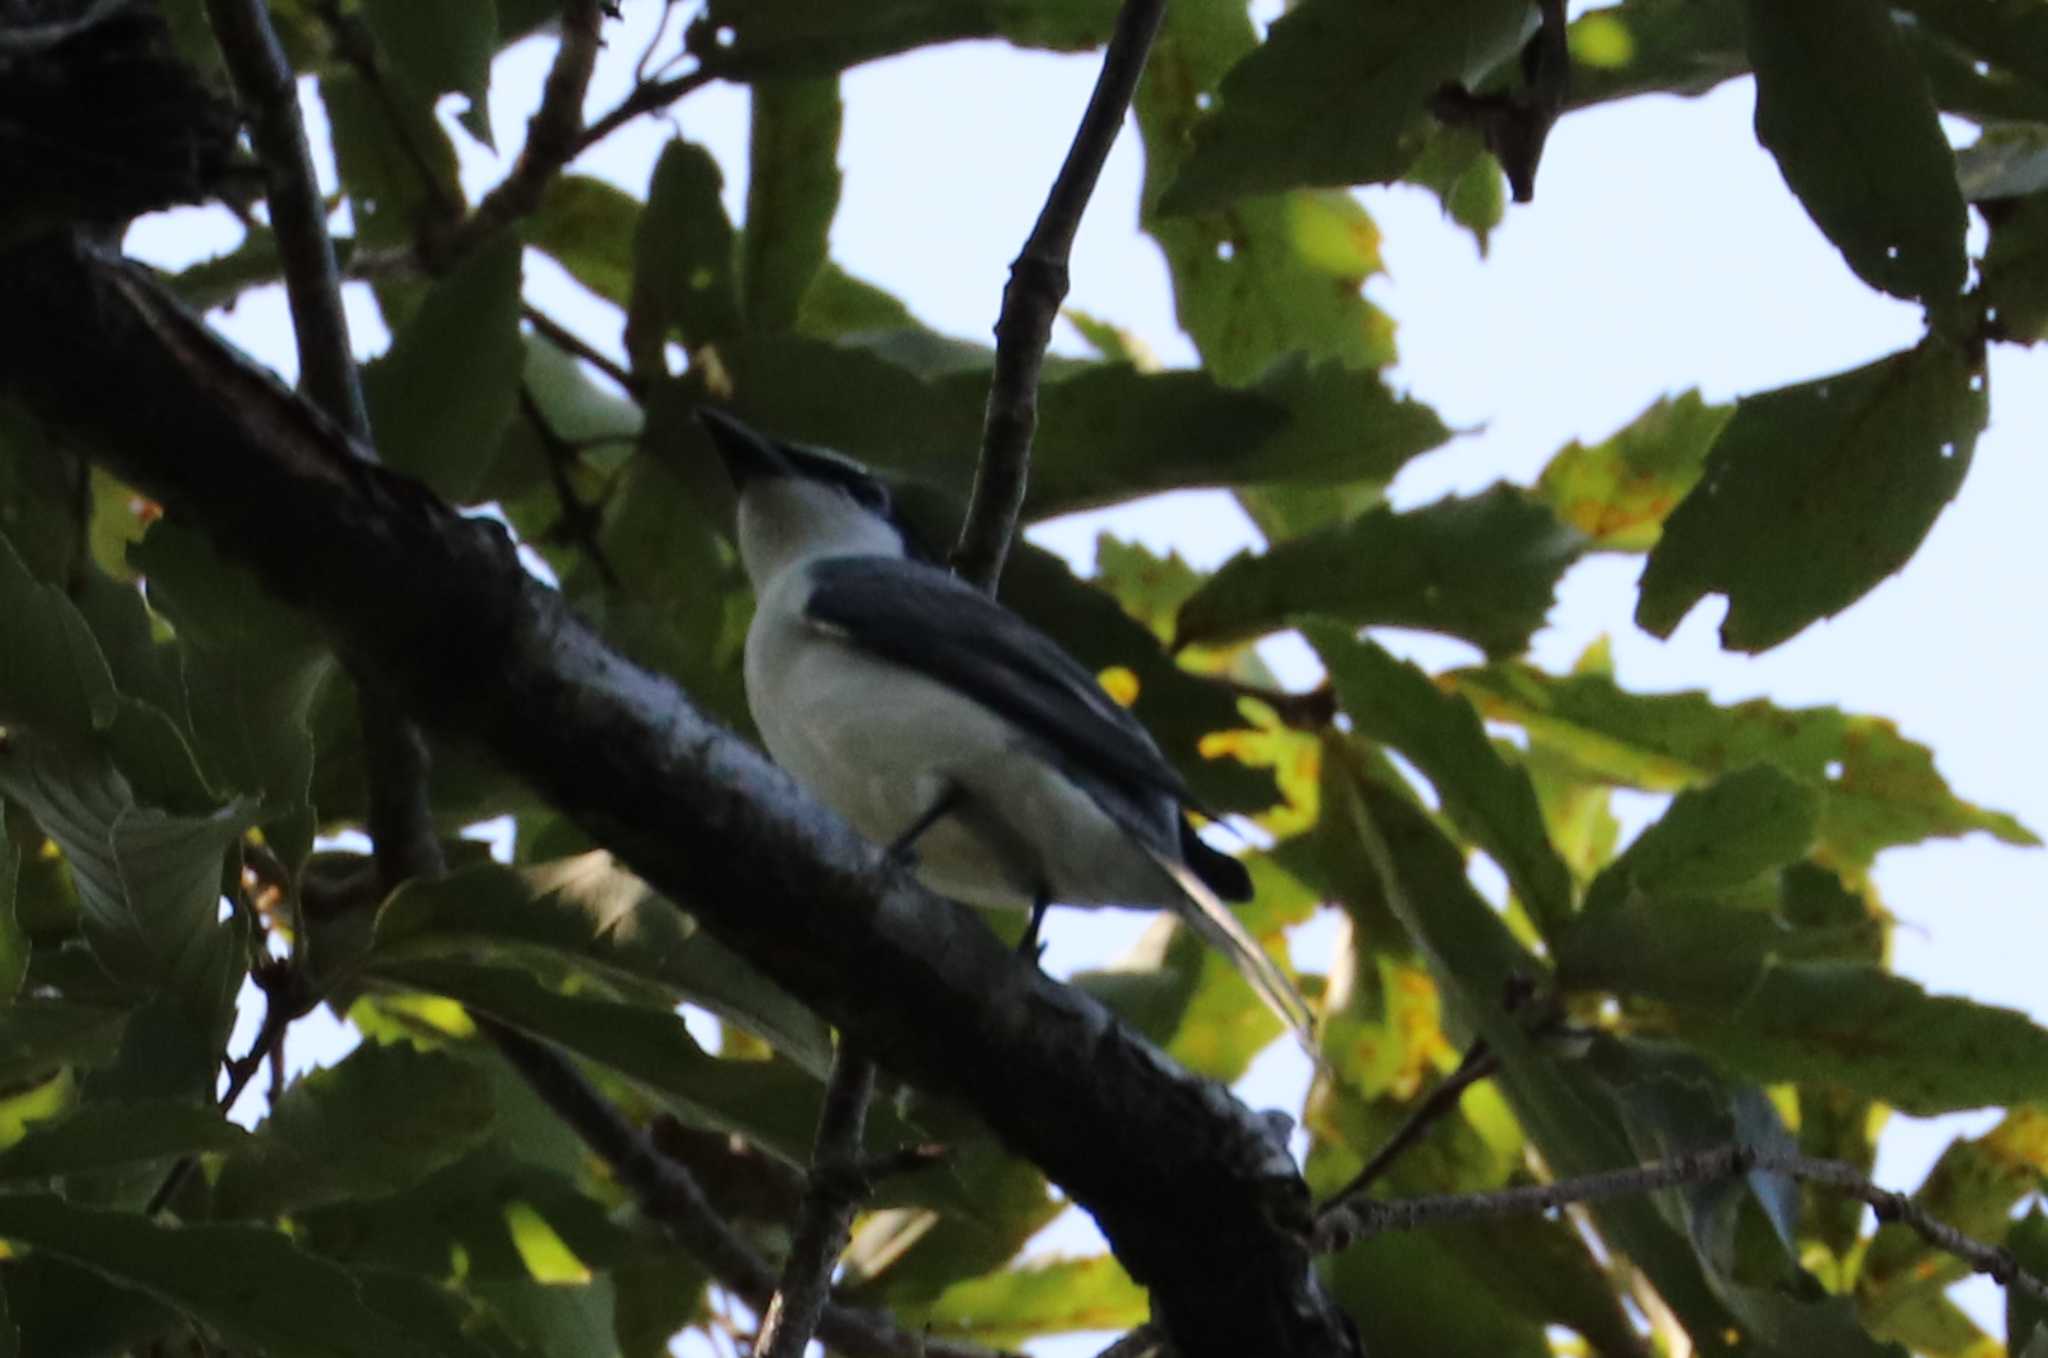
[1018,891,1052,964]
[884,784,964,867]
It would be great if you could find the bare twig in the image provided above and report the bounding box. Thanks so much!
[573,68,716,159]
[951,0,1166,592]
[427,0,605,270]
[203,0,368,436]
[480,1020,1009,1358]
[758,1043,877,1358]
[1315,1042,1500,1224]
[524,302,643,396]
[1314,1144,2048,1306]
[519,384,621,588]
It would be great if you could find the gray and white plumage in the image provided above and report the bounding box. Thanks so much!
[704,408,1311,1038]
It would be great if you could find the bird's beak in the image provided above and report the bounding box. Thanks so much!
[698,407,792,489]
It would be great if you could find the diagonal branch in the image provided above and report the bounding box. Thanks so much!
[481,1020,1005,1358]
[0,238,1360,1358]
[758,1042,876,1358]
[952,0,1166,593]
[426,0,606,270]
[203,0,368,437]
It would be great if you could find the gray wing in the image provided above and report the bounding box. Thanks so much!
[802,555,1197,818]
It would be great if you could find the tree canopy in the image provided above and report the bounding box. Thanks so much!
[0,1,2045,1356]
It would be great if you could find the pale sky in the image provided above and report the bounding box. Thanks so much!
[124,2,2048,1350]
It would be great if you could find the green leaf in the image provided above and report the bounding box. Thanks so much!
[1,1254,170,1358]
[743,77,842,332]
[1160,0,1533,213]
[362,237,525,500]
[1984,192,2048,344]
[1403,125,1507,253]
[1074,914,1287,1081]
[899,1256,1146,1347]
[683,0,1119,76]
[320,68,463,260]
[164,225,284,310]
[628,140,742,375]
[133,523,329,871]
[368,856,832,1072]
[1311,629,1574,936]
[0,1002,127,1087]
[0,1193,478,1358]
[526,175,642,307]
[1743,0,1967,302]
[365,957,920,1167]
[1564,0,1748,109]
[2008,1207,2048,1354]
[1589,765,1816,904]
[1892,0,2048,104]
[1452,662,2037,868]
[213,1042,497,1219]
[360,0,497,147]
[1637,337,1987,652]
[1678,966,2048,1115]
[0,1100,244,1180]
[0,803,20,1001]
[1536,390,1732,551]
[0,531,119,743]
[1326,1231,1551,1358]
[1136,0,1402,383]
[1177,486,1584,657]
[0,736,250,1027]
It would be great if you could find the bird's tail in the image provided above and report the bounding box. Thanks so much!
[1145,844,1316,1045]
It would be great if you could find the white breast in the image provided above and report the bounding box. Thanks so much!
[743,567,1178,913]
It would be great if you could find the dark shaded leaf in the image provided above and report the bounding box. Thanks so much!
[1564,0,1747,109]
[743,76,842,332]
[0,804,20,1000]
[1178,486,1583,657]
[627,140,742,375]
[1452,662,2036,868]
[0,1193,461,1358]
[1587,765,1816,905]
[369,856,832,1072]
[362,237,524,500]
[0,1002,126,1086]
[1637,337,1987,652]
[0,1101,244,1181]
[1160,0,1533,213]
[1744,0,1967,302]
[2008,1207,2048,1354]
[1403,125,1506,253]
[1673,965,2048,1115]
[1312,630,1574,936]
[1326,1231,1551,1357]
[319,68,462,260]
[213,1041,497,1219]
[1984,193,2048,343]
[360,0,496,147]
[1536,391,1732,552]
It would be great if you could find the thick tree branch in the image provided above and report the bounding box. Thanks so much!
[0,239,1359,1358]
[758,1042,876,1358]
[480,1020,1004,1358]
[952,0,1165,592]
[426,0,605,271]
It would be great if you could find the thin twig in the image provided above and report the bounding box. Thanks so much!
[479,1020,1009,1358]
[525,303,642,396]
[204,0,368,436]
[1314,1144,2048,1307]
[1093,1324,1169,1358]
[1315,1042,1500,1223]
[758,1043,877,1358]
[427,0,605,270]
[952,0,1166,592]
[572,68,716,159]
[519,384,620,588]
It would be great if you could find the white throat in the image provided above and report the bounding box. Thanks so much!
[736,478,908,588]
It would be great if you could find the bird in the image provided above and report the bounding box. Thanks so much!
[701,407,1312,1040]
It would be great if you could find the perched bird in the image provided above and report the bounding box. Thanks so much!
[703,408,1311,1038]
